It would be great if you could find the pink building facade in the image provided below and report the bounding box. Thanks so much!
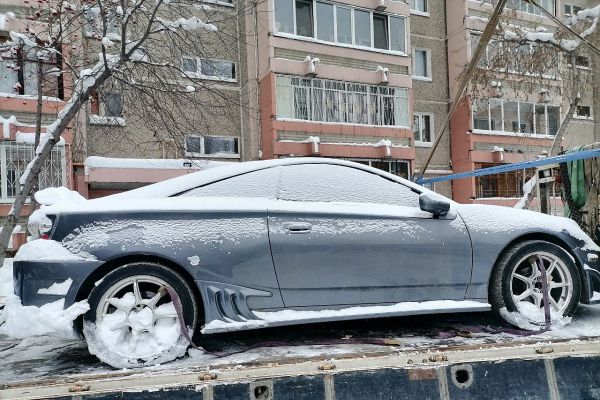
[248,0,417,178]
[447,0,598,205]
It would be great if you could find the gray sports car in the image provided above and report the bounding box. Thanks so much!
[13,158,600,367]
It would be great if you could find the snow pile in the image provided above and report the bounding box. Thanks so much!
[84,156,227,171]
[0,259,13,300]
[84,292,187,368]
[0,296,89,339]
[37,278,73,296]
[101,36,115,48]
[14,239,96,261]
[500,302,571,331]
[34,186,86,206]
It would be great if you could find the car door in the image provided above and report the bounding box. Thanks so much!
[267,163,473,308]
[176,167,286,313]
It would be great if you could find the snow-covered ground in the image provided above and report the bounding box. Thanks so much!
[1,305,600,385]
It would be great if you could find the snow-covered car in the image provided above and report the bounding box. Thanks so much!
[12,158,600,367]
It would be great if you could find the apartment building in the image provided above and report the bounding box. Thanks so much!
[248,0,416,178]
[409,0,452,197]
[77,1,252,198]
[447,0,598,205]
[0,1,72,218]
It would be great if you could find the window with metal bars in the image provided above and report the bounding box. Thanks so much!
[475,163,535,198]
[275,75,409,127]
[1,142,65,200]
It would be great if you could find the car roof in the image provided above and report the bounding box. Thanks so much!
[106,158,431,200]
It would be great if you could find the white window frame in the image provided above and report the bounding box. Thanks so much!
[181,57,237,82]
[200,0,235,8]
[471,98,561,137]
[574,105,593,120]
[184,135,241,158]
[574,54,591,70]
[84,6,122,39]
[409,0,430,17]
[413,113,434,146]
[272,0,408,56]
[412,48,432,81]
[563,4,582,17]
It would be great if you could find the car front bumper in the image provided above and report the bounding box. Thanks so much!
[13,259,103,308]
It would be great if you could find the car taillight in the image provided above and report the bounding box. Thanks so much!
[39,218,53,240]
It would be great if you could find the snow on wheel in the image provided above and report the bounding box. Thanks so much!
[83,262,198,368]
[490,240,581,330]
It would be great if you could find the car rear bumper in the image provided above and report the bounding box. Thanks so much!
[13,260,103,308]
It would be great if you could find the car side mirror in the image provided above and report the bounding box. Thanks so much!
[419,193,450,217]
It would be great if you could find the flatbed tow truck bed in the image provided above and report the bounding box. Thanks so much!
[2,310,600,399]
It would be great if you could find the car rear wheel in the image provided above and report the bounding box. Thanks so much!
[490,240,581,330]
[83,262,198,368]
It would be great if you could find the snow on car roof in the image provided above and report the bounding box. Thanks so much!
[104,158,430,200]
[41,158,443,216]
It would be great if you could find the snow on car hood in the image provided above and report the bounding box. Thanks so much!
[456,204,600,251]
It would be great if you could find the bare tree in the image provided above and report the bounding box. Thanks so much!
[466,3,599,154]
[0,0,256,265]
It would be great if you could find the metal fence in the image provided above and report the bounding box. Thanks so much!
[0,141,66,202]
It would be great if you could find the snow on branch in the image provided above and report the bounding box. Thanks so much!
[502,4,599,53]
[154,16,217,33]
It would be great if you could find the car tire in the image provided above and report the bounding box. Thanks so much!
[83,262,199,368]
[490,240,581,330]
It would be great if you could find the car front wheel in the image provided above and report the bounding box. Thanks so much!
[490,240,581,330]
[83,262,198,368]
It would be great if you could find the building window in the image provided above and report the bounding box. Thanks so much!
[422,181,435,191]
[182,57,236,81]
[84,7,121,38]
[413,48,431,79]
[413,113,433,143]
[89,91,125,125]
[295,0,314,37]
[102,92,123,117]
[469,32,560,78]
[575,55,590,68]
[335,6,353,44]
[373,13,389,50]
[575,105,592,119]
[275,74,409,127]
[475,163,534,199]
[564,4,582,16]
[185,135,239,157]
[0,141,65,200]
[409,0,428,13]
[0,47,61,98]
[483,0,555,16]
[316,2,334,42]
[472,98,560,136]
[274,0,407,53]
[275,0,294,33]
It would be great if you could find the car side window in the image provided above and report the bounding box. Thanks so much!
[180,167,280,199]
[278,164,420,207]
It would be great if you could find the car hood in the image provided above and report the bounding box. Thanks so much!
[455,203,600,252]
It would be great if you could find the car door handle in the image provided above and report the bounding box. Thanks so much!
[283,222,312,233]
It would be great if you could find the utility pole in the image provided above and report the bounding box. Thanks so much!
[416,0,507,180]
